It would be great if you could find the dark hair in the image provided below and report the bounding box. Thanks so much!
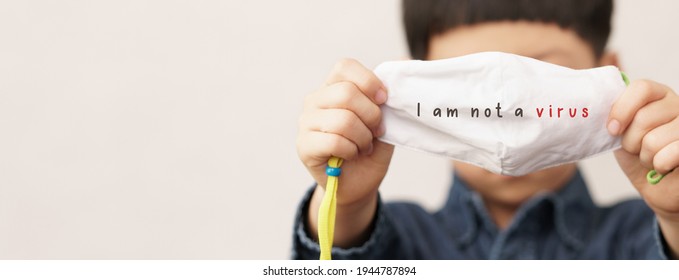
[403,0,613,60]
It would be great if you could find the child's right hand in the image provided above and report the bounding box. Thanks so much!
[296,58,394,247]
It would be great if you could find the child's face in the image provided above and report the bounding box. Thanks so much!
[428,21,609,207]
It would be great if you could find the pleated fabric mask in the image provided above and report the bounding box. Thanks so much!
[374,52,626,176]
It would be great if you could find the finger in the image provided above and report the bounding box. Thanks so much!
[639,118,679,170]
[621,97,679,154]
[307,82,383,135]
[302,109,374,156]
[653,140,679,175]
[297,131,360,165]
[608,80,672,136]
[325,58,387,105]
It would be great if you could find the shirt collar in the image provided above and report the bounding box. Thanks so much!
[441,169,596,251]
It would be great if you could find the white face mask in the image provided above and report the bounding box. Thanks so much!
[374,52,626,176]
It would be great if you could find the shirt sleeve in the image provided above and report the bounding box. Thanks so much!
[291,186,400,260]
[619,201,670,260]
[652,218,671,260]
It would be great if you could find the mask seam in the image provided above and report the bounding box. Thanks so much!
[499,53,508,174]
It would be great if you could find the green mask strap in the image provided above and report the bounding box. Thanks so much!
[621,71,666,185]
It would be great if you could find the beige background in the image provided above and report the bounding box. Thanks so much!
[0,0,677,259]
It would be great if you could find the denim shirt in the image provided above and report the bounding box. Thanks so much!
[292,170,671,259]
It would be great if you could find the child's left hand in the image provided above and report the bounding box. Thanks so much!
[608,79,679,258]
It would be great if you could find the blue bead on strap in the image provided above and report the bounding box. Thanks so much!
[326,166,342,177]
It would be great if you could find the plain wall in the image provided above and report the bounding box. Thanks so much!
[0,0,678,259]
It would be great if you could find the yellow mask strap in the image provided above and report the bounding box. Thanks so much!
[318,156,343,260]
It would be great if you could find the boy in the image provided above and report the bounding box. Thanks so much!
[294,0,679,259]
